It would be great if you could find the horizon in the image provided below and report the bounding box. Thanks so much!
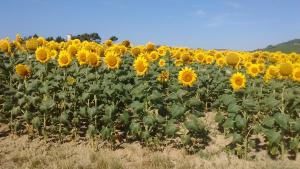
[1,0,300,51]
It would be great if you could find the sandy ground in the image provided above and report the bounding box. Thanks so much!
[1,113,300,169]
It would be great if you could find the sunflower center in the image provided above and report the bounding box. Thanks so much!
[183,72,193,82]
[295,71,300,78]
[136,61,145,72]
[108,56,117,66]
[235,77,243,86]
[38,51,47,61]
[61,56,69,64]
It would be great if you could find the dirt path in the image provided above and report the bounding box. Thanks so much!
[1,118,300,169]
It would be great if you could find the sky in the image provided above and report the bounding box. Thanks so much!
[1,0,300,51]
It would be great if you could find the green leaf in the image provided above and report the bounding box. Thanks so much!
[262,116,275,128]
[168,104,186,119]
[165,122,178,136]
[290,119,300,132]
[227,103,240,114]
[184,115,204,133]
[274,113,289,130]
[223,118,234,129]
[289,137,299,151]
[101,127,112,140]
[130,122,141,135]
[264,129,281,145]
[221,94,236,106]
[130,101,144,113]
[235,115,247,129]
[232,132,242,143]
[215,112,224,123]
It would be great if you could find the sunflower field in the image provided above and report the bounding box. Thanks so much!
[0,35,300,158]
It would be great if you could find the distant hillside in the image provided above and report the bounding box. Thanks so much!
[260,39,300,54]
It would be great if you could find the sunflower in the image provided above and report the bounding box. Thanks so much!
[146,42,155,52]
[105,40,113,47]
[292,68,300,82]
[67,45,78,57]
[35,47,50,63]
[16,34,22,42]
[131,47,141,57]
[247,64,260,77]
[174,59,183,67]
[158,59,166,67]
[157,71,169,83]
[266,65,279,78]
[50,50,58,59]
[225,52,240,67]
[67,76,76,85]
[133,56,149,76]
[15,64,31,78]
[26,38,39,51]
[121,40,131,47]
[181,52,191,63]
[157,46,167,56]
[205,55,214,64]
[76,49,88,65]
[87,52,101,67]
[230,72,246,91]
[279,62,293,76]
[58,50,72,67]
[178,67,197,87]
[147,51,159,62]
[0,39,11,53]
[37,37,46,46]
[194,53,205,63]
[216,57,226,67]
[104,52,121,69]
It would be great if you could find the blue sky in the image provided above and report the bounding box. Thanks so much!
[1,0,300,50]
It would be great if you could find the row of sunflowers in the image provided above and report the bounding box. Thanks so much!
[0,35,300,157]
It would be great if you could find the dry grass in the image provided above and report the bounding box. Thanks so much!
[1,114,300,169]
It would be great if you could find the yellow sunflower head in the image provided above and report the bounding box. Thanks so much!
[37,37,46,46]
[266,65,279,78]
[178,67,197,87]
[147,51,159,62]
[105,40,113,47]
[0,39,11,53]
[292,68,300,82]
[58,50,72,68]
[247,64,260,77]
[67,45,78,57]
[146,42,155,52]
[174,59,183,67]
[76,49,88,65]
[67,76,76,85]
[104,52,121,69]
[35,47,50,63]
[230,72,246,91]
[205,55,215,64]
[157,71,170,83]
[131,47,141,57]
[87,52,101,67]
[133,56,149,76]
[194,53,205,63]
[121,40,131,48]
[225,52,240,68]
[279,62,293,77]
[26,38,39,51]
[216,57,226,67]
[15,64,31,78]
[157,46,167,56]
[158,59,166,67]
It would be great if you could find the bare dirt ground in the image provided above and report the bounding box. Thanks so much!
[1,113,300,169]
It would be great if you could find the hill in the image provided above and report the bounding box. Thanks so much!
[260,39,300,53]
